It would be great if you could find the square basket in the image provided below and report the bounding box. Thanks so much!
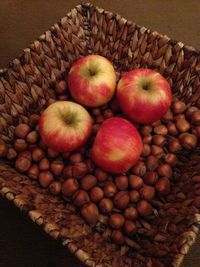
[0,3,200,267]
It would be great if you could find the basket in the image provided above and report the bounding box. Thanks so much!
[0,3,200,267]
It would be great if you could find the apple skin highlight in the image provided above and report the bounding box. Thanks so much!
[91,117,143,174]
[39,101,93,152]
[117,69,172,124]
[68,55,116,107]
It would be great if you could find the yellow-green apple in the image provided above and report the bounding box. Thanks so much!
[91,117,142,174]
[117,69,172,124]
[39,101,93,152]
[68,55,116,107]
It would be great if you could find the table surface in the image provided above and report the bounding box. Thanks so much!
[0,1,200,267]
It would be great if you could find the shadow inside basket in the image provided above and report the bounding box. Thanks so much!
[0,3,200,267]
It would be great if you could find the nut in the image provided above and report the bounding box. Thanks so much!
[26,131,39,144]
[15,157,31,173]
[172,101,186,114]
[162,109,173,121]
[103,109,114,119]
[167,123,178,136]
[14,139,28,152]
[38,171,54,188]
[0,140,8,157]
[129,190,140,203]
[124,220,137,235]
[50,160,64,176]
[18,150,32,161]
[164,153,177,166]
[124,207,138,220]
[130,161,146,176]
[70,152,83,163]
[94,168,108,182]
[155,177,170,195]
[151,145,164,158]
[32,148,45,161]
[140,125,152,136]
[63,166,73,178]
[55,80,67,94]
[168,138,182,153]
[146,155,159,171]
[62,178,79,197]
[179,133,197,149]
[115,175,128,190]
[137,200,153,217]
[14,124,31,138]
[109,213,125,229]
[6,148,17,160]
[99,198,113,213]
[90,186,104,203]
[28,164,39,180]
[111,230,125,245]
[140,185,155,201]
[113,191,130,210]
[49,181,62,195]
[104,181,117,197]
[141,144,151,157]
[72,162,88,178]
[81,202,99,224]
[143,135,152,144]
[143,171,158,185]
[39,158,50,171]
[73,190,90,207]
[157,164,172,178]
[129,175,143,190]
[154,125,168,135]
[191,110,200,125]
[176,119,190,133]
[80,175,97,191]
[152,135,166,146]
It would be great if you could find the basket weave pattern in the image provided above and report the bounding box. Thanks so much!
[0,3,200,267]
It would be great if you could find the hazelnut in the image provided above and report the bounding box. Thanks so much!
[168,138,182,153]
[124,220,137,235]
[139,185,155,201]
[73,190,90,207]
[137,200,153,217]
[63,166,73,178]
[70,152,83,163]
[140,125,152,136]
[55,80,67,94]
[130,161,146,176]
[62,178,79,197]
[0,140,8,157]
[95,168,108,182]
[80,175,97,191]
[167,123,178,136]
[39,158,50,171]
[155,177,170,195]
[143,172,158,185]
[47,148,59,158]
[15,157,31,173]
[174,114,185,122]
[146,155,159,171]
[72,162,88,178]
[152,120,161,127]
[115,175,128,190]
[129,175,143,190]
[186,106,199,119]
[113,191,130,210]
[141,144,151,157]
[176,119,190,133]
[191,110,200,125]
[143,135,152,144]
[172,101,186,114]
[99,198,113,213]
[157,164,172,178]
[129,190,140,203]
[154,125,168,135]
[164,153,177,166]
[28,164,39,180]
[14,124,31,138]
[50,160,64,176]
[18,150,32,161]
[32,148,45,161]
[111,230,125,245]
[26,131,39,144]
[162,109,173,121]
[6,148,17,160]
[109,214,125,229]
[104,181,117,197]
[14,139,28,152]
[152,135,166,146]
[90,186,104,203]
[180,133,197,149]
[124,207,138,220]
[38,171,54,188]
[193,126,200,138]
[151,145,164,158]
[49,181,62,195]
[81,202,99,224]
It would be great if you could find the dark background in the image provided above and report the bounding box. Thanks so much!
[0,1,200,267]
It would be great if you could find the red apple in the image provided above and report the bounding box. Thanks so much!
[117,69,172,124]
[68,55,116,107]
[91,117,142,174]
[39,101,93,152]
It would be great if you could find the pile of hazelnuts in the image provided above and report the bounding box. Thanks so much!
[0,79,200,246]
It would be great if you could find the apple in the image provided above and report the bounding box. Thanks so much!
[39,101,93,152]
[68,55,116,107]
[91,117,142,174]
[117,68,172,124]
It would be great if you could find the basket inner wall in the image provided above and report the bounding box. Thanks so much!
[0,3,200,267]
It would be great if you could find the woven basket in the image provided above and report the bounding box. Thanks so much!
[0,3,200,267]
